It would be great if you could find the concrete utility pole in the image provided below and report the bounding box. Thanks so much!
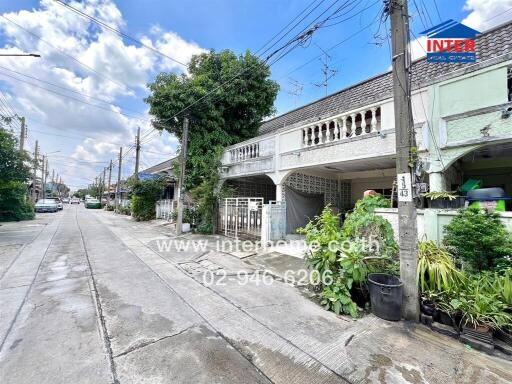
[41,156,47,200]
[176,116,189,236]
[115,147,123,212]
[107,160,112,206]
[134,127,141,181]
[101,167,106,203]
[19,116,26,151]
[388,0,419,320]
[32,140,38,201]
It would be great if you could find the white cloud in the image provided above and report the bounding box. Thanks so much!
[0,0,204,189]
[462,0,512,32]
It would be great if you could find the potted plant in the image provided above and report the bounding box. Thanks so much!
[422,191,464,209]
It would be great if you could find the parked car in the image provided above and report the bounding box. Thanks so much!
[70,197,80,204]
[35,199,59,213]
[62,197,70,204]
[85,198,102,209]
[46,198,63,210]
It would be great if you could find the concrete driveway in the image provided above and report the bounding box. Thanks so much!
[1,205,511,383]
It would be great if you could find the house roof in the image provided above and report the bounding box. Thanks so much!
[259,20,512,135]
[141,157,178,175]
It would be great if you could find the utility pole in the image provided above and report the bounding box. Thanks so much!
[176,116,189,236]
[101,167,106,204]
[134,127,141,180]
[388,0,419,320]
[19,116,26,151]
[32,140,38,201]
[41,156,46,200]
[107,160,112,206]
[115,147,123,212]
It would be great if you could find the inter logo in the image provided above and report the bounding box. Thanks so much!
[421,20,480,63]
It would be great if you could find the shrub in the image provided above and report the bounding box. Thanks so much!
[128,178,166,221]
[342,195,398,258]
[443,207,512,272]
[299,203,398,318]
[0,181,35,221]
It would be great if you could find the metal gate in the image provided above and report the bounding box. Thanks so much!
[219,197,263,239]
[262,200,286,242]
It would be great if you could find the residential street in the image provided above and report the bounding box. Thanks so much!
[0,205,510,384]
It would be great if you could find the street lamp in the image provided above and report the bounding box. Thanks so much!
[0,53,40,57]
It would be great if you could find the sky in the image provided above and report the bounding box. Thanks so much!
[0,0,511,191]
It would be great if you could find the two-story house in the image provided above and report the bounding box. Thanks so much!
[219,21,512,240]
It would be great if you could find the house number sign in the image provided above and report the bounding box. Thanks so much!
[397,173,413,202]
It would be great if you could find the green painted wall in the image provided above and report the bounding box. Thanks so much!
[439,67,508,117]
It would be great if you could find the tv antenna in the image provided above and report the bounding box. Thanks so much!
[285,77,304,107]
[313,43,338,96]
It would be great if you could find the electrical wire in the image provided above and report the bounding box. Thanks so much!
[54,0,188,68]
[0,14,127,90]
[0,70,151,123]
[0,65,150,119]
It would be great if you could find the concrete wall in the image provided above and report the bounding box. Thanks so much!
[375,208,512,244]
[439,67,507,117]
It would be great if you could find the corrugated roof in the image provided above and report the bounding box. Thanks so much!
[259,20,512,134]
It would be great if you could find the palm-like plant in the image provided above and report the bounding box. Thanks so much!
[417,240,463,292]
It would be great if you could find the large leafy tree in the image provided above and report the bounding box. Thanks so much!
[145,49,279,190]
[0,129,34,221]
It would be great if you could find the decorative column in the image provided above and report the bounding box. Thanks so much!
[371,107,378,132]
[339,116,346,139]
[350,114,357,136]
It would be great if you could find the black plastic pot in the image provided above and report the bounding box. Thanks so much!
[350,286,369,309]
[436,310,454,326]
[368,273,403,321]
[420,301,436,317]
[429,197,465,209]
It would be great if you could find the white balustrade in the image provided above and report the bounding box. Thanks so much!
[301,106,381,148]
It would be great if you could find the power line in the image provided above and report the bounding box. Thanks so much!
[432,0,442,23]
[54,0,188,68]
[0,65,150,119]
[0,14,127,90]
[0,70,151,123]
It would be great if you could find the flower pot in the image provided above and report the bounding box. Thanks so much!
[436,310,454,326]
[420,301,436,317]
[475,324,491,334]
[495,328,512,346]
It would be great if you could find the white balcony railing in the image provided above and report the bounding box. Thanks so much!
[301,106,381,147]
[227,136,275,164]
[229,142,260,163]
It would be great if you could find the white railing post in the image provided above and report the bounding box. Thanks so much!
[371,107,378,132]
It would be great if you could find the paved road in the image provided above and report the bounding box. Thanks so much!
[1,205,511,384]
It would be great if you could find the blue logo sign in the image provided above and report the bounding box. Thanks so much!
[421,20,480,63]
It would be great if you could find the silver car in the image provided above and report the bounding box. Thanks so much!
[46,198,63,210]
[35,199,59,213]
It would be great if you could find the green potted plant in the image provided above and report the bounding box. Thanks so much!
[422,191,464,209]
[417,240,462,321]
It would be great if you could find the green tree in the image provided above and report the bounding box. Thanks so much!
[444,207,512,272]
[128,178,167,221]
[0,129,34,221]
[145,49,279,190]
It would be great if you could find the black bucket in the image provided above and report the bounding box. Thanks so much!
[368,273,403,321]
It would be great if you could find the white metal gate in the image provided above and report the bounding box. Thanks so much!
[262,200,286,242]
[219,197,263,239]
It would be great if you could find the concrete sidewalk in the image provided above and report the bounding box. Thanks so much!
[94,210,512,384]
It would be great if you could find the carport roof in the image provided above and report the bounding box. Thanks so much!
[259,20,512,135]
